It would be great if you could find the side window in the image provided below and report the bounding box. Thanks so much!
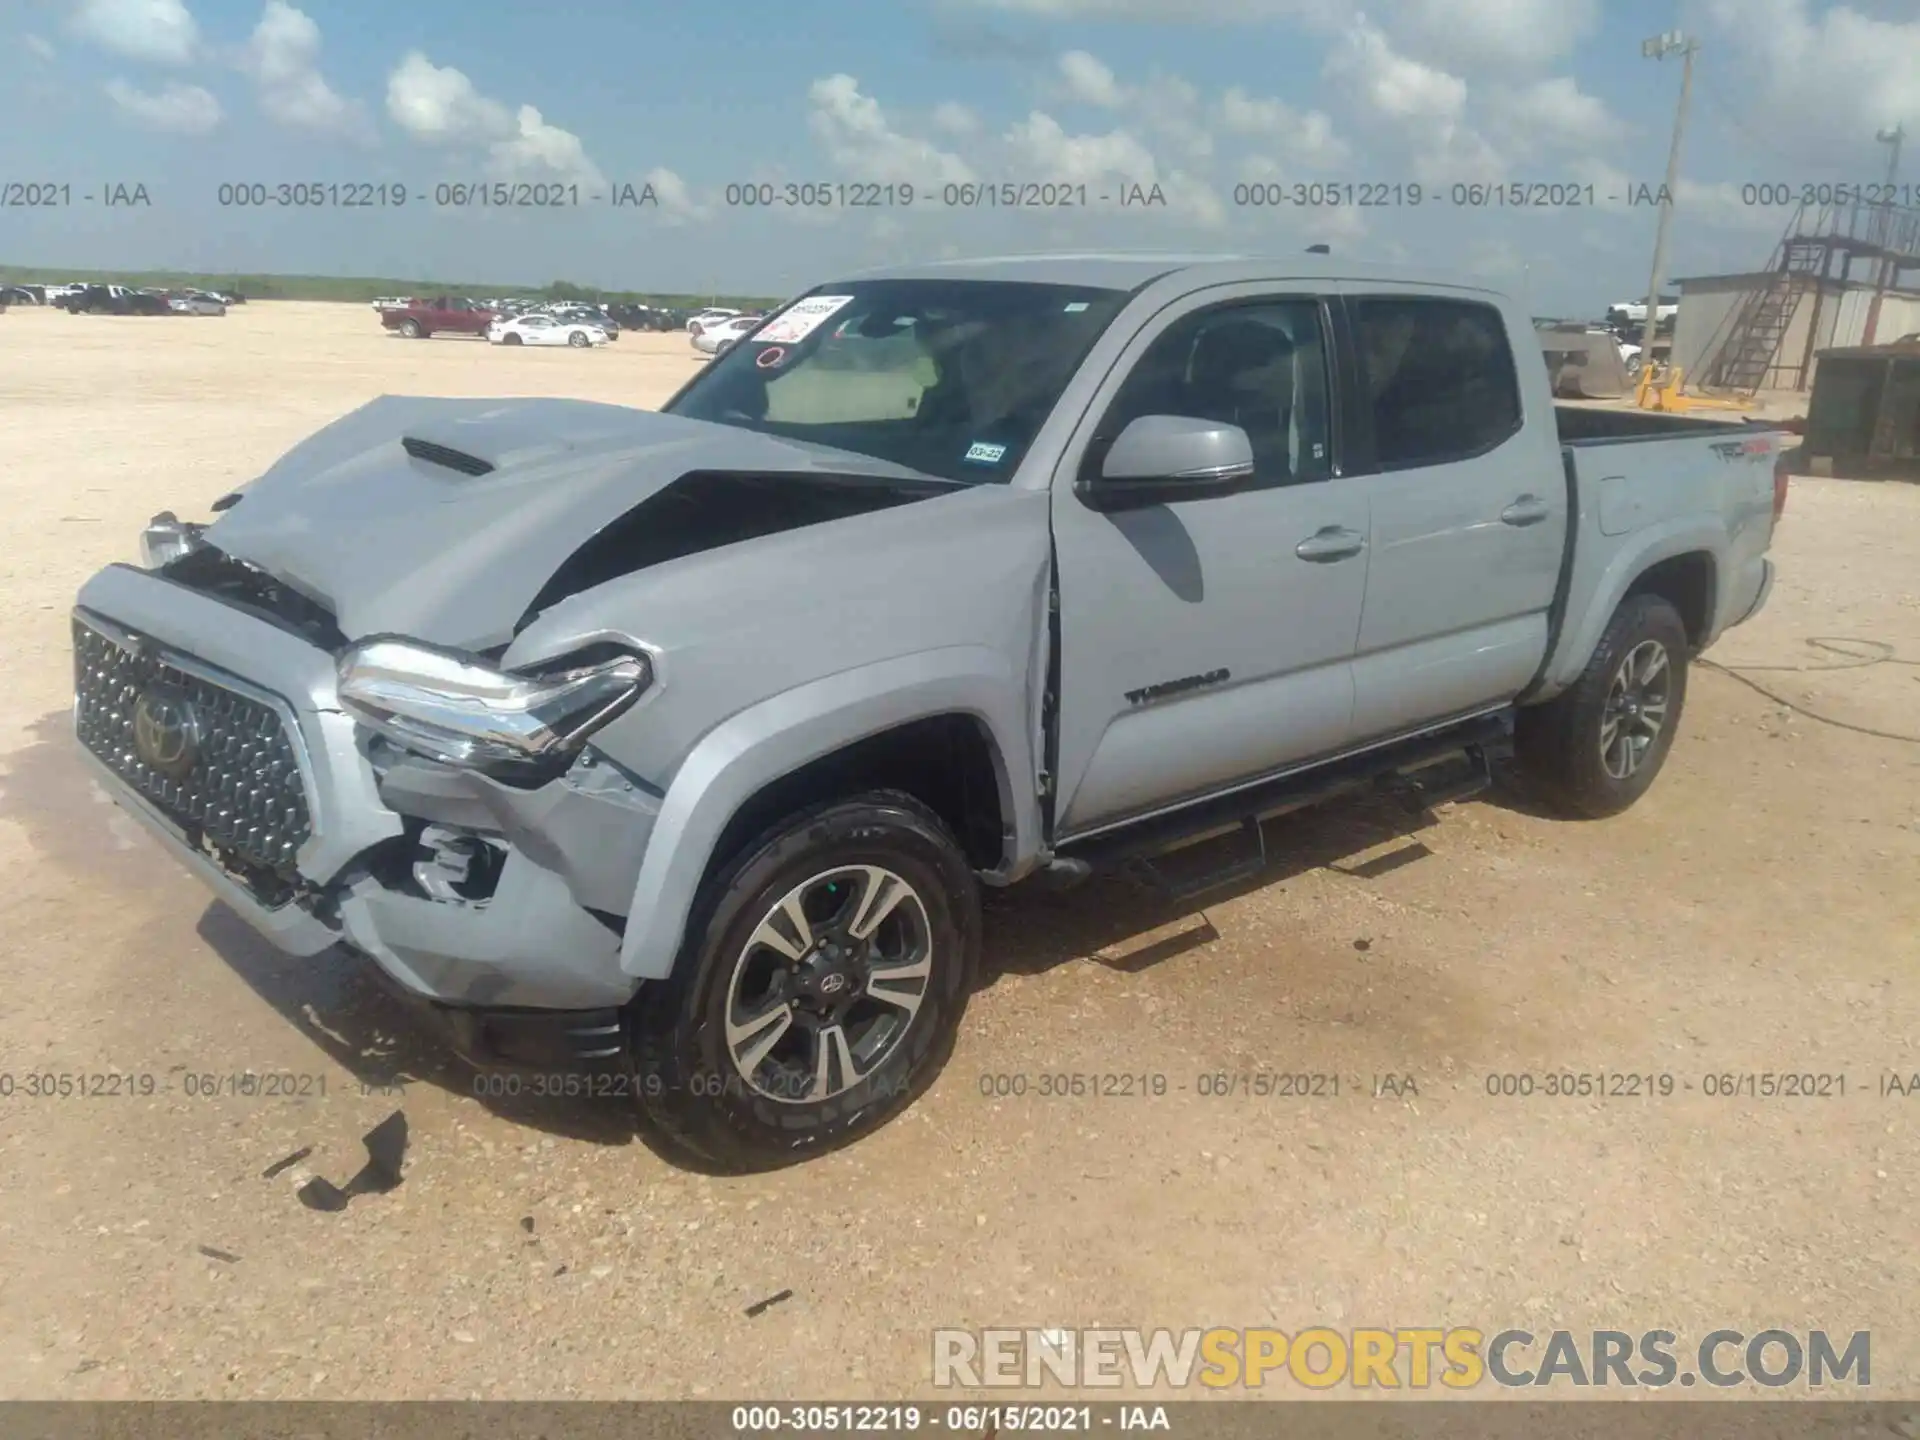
[1352,297,1521,468]
[1101,301,1332,484]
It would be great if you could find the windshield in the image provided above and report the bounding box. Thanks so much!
[663,278,1133,483]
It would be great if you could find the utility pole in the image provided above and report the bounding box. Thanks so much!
[1637,31,1698,370]
[1861,122,1905,347]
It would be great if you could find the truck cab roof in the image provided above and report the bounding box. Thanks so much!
[839,252,1501,295]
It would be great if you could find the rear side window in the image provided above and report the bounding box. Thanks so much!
[1352,298,1521,468]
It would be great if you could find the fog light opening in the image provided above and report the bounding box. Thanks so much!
[414,825,507,903]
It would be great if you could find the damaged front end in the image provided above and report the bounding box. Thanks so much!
[71,549,670,1069]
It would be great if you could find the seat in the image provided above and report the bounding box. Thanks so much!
[1183,320,1297,480]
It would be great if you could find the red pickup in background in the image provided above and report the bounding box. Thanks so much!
[380,297,496,339]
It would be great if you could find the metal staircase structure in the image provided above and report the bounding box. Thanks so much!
[1696,198,1920,394]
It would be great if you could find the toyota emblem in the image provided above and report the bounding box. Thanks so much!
[132,686,203,779]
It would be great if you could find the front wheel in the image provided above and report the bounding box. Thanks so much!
[631,791,980,1172]
[568,330,590,347]
[1515,594,1690,818]
[397,318,422,338]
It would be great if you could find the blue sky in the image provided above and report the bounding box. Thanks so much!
[3,0,1917,311]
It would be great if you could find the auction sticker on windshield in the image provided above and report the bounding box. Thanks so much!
[755,295,856,345]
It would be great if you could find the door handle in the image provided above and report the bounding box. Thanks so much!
[1501,495,1552,526]
[1294,526,1366,562]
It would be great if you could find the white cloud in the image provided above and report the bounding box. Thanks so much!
[27,34,56,59]
[1324,15,1503,183]
[807,74,976,185]
[1482,76,1625,158]
[641,167,706,223]
[956,0,1340,19]
[932,101,980,135]
[104,77,221,133]
[239,2,372,141]
[386,51,512,142]
[1387,0,1600,72]
[1699,0,1920,153]
[1219,87,1349,169]
[1059,50,1124,108]
[490,104,606,190]
[70,0,197,64]
[1005,110,1227,225]
[1006,109,1160,185]
[386,52,603,187]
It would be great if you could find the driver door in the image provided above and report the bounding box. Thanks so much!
[1048,289,1370,836]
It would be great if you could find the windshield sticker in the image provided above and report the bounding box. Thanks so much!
[1064,301,1090,312]
[964,442,1008,464]
[755,345,787,369]
[755,294,857,346]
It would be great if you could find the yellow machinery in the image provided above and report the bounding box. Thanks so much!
[1633,365,1754,414]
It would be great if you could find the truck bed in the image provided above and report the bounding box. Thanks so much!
[1554,402,1759,445]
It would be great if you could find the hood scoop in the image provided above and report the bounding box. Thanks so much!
[401,435,495,476]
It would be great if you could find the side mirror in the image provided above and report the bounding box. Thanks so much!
[1078,415,1256,511]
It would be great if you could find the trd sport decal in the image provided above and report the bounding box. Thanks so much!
[1124,668,1230,705]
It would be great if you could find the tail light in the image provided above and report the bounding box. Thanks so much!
[1772,442,1791,525]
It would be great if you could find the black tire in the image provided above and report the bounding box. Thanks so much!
[568,330,590,347]
[502,332,521,345]
[631,790,980,1172]
[398,318,422,338]
[1515,593,1690,818]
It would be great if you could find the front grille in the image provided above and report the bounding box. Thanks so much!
[73,616,314,901]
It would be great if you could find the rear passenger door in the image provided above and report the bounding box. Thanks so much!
[1337,288,1566,741]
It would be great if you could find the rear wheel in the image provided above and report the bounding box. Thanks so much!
[631,791,980,1172]
[1515,594,1690,818]
[502,332,522,345]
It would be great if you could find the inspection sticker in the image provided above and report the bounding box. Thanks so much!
[964,442,1007,464]
[754,295,856,345]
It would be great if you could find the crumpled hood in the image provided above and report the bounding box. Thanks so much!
[203,395,947,650]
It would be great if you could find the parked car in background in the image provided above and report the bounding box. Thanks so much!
[550,305,618,339]
[381,297,496,339]
[167,290,228,316]
[487,313,609,348]
[2,284,46,305]
[687,307,741,335]
[690,314,763,355]
[63,285,171,315]
[372,297,415,312]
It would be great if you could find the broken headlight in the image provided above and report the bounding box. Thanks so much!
[139,511,206,569]
[336,639,651,774]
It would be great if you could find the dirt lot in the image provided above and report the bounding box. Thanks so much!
[0,301,1916,1401]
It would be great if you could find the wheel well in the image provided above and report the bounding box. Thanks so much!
[709,715,1009,878]
[1624,552,1714,649]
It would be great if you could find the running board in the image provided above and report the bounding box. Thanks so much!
[1379,743,1495,815]
[1055,711,1513,898]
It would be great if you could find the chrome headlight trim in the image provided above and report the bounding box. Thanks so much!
[335,638,652,772]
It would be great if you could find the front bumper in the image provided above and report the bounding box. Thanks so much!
[73,563,657,1017]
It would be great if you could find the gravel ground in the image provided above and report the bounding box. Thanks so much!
[0,301,1916,1400]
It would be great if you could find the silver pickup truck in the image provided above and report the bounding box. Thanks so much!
[73,255,1787,1169]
